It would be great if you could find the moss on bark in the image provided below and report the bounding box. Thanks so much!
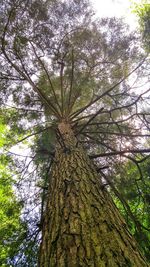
[39,123,149,267]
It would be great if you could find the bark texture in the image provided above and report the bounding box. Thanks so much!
[39,122,149,267]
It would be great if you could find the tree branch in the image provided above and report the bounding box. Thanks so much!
[90,148,150,159]
[1,9,61,118]
[76,107,104,135]
[70,56,148,119]
[29,41,62,115]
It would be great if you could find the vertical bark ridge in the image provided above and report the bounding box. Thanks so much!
[39,124,149,267]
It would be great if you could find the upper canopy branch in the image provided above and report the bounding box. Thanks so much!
[70,56,148,120]
[1,5,61,119]
[29,41,62,115]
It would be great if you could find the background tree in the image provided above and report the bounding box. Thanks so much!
[0,0,150,266]
[107,151,150,262]
[132,0,150,51]
[0,118,25,267]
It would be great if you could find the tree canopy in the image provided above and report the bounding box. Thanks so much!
[0,0,150,265]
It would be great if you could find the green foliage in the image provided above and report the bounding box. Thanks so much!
[0,123,7,147]
[0,168,22,266]
[132,0,150,51]
[0,121,24,266]
[112,156,150,261]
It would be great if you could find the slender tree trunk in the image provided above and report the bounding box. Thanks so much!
[39,122,149,267]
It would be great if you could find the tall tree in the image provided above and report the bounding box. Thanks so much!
[0,0,150,266]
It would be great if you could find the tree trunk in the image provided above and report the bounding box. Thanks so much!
[39,122,149,267]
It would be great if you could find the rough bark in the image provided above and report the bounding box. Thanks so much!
[39,122,149,267]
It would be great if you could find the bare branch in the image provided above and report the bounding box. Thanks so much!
[83,131,150,138]
[68,49,74,114]
[1,9,61,118]
[6,127,50,147]
[70,56,148,119]
[76,107,104,136]
[29,41,62,115]
[90,148,150,159]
